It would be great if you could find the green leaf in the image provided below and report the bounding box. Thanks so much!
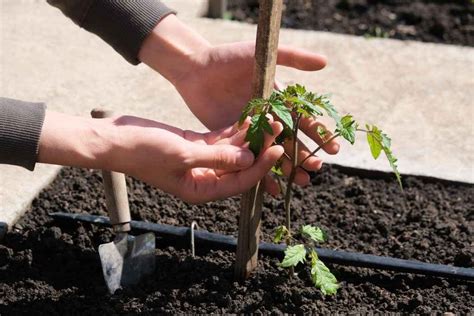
[270,100,294,129]
[281,244,306,267]
[310,249,318,265]
[261,115,273,135]
[278,88,293,100]
[282,86,297,98]
[239,104,252,126]
[336,114,356,144]
[381,132,391,148]
[274,225,288,243]
[271,165,283,176]
[245,113,272,156]
[245,114,264,156]
[301,99,323,117]
[314,95,340,124]
[317,125,328,139]
[295,105,312,118]
[310,251,339,295]
[365,124,402,188]
[239,98,266,126]
[300,225,326,243]
[294,83,307,95]
[366,130,382,159]
[280,84,307,100]
[340,115,353,126]
[384,148,402,188]
[286,96,304,107]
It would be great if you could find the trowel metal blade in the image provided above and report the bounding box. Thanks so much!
[98,232,156,294]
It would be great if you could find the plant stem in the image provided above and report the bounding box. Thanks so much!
[276,176,285,196]
[299,133,340,167]
[284,114,301,278]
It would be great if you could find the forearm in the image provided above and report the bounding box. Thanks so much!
[37,111,119,171]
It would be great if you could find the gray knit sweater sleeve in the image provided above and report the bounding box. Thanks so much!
[0,98,46,170]
[47,0,176,64]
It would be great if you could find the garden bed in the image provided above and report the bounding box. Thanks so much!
[226,0,474,46]
[0,164,472,314]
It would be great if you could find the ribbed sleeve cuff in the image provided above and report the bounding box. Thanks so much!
[82,0,176,64]
[0,98,46,171]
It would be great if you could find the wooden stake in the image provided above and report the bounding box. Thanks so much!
[234,0,283,281]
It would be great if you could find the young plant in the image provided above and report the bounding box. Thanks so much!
[239,84,401,295]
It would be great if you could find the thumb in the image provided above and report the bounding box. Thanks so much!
[187,144,255,171]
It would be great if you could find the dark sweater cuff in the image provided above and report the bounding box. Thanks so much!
[82,0,176,65]
[0,98,46,171]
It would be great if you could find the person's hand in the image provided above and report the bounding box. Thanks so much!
[139,15,340,188]
[38,111,283,203]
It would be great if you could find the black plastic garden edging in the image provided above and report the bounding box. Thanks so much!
[50,212,474,281]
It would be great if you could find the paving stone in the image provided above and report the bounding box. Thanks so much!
[1,0,472,229]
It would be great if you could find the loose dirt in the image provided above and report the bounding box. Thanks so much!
[0,165,472,314]
[226,0,474,46]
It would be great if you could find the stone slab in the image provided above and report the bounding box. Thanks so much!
[193,18,474,184]
[1,0,473,231]
[0,0,207,231]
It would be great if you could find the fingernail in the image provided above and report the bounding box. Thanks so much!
[237,149,254,167]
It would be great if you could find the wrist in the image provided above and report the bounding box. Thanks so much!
[38,111,119,171]
[138,14,211,84]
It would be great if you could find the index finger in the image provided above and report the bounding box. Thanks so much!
[277,45,327,71]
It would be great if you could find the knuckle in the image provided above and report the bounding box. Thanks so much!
[213,148,232,170]
[183,129,201,142]
[176,145,195,166]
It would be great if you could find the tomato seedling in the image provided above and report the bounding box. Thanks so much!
[239,84,401,295]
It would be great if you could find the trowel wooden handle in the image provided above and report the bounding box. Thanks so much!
[91,108,131,233]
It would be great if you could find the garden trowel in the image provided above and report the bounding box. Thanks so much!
[91,109,156,294]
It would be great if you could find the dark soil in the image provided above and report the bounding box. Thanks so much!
[0,165,473,314]
[226,0,474,46]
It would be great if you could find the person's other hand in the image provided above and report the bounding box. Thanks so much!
[139,15,339,188]
[114,115,284,202]
[38,111,283,203]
